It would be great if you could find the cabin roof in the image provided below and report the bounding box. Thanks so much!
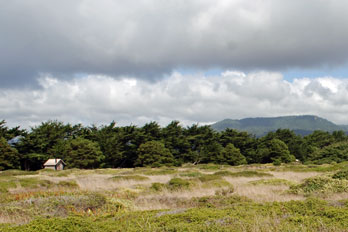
[44,159,66,166]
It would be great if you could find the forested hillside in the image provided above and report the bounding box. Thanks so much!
[1,119,348,171]
[211,115,346,136]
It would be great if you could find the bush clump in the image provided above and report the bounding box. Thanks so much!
[150,182,167,191]
[168,178,191,190]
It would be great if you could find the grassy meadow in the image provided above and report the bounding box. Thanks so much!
[1,163,348,231]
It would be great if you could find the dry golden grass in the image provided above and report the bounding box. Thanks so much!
[270,171,321,183]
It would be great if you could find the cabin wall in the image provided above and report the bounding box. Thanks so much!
[56,163,64,170]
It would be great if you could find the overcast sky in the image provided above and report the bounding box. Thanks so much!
[2,0,348,128]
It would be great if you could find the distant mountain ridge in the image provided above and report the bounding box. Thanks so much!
[211,115,348,137]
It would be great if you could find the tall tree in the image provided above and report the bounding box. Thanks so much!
[162,121,191,164]
[216,143,247,165]
[63,138,104,169]
[0,137,20,170]
[135,140,175,167]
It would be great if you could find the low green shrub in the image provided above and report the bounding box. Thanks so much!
[7,198,348,232]
[150,182,166,191]
[194,174,231,188]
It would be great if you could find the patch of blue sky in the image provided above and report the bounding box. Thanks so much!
[283,66,348,81]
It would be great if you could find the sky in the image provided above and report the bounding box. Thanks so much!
[2,0,348,129]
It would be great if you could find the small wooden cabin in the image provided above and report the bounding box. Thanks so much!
[43,159,66,170]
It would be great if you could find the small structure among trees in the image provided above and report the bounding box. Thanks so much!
[43,159,66,170]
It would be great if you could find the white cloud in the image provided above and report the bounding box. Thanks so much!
[2,71,348,129]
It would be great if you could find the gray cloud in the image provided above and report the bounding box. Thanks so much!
[2,71,348,129]
[2,0,348,86]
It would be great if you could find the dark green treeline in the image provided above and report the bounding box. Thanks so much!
[1,120,348,170]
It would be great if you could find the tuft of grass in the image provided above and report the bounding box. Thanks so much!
[110,175,150,182]
[248,178,295,186]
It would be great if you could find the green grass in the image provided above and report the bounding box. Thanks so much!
[168,178,192,190]
[18,178,54,189]
[197,164,224,170]
[214,170,273,177]
[0,179,17,193]
[134,167,177,175]
[3,164,348,231]
[179,171,203,178]
[56,180,79,188]
[249,178,295,186]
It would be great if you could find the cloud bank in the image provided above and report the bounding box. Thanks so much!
[2,71,348,128]
[2,0,348,85]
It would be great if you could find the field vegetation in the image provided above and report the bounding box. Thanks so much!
[1,163,348,231]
